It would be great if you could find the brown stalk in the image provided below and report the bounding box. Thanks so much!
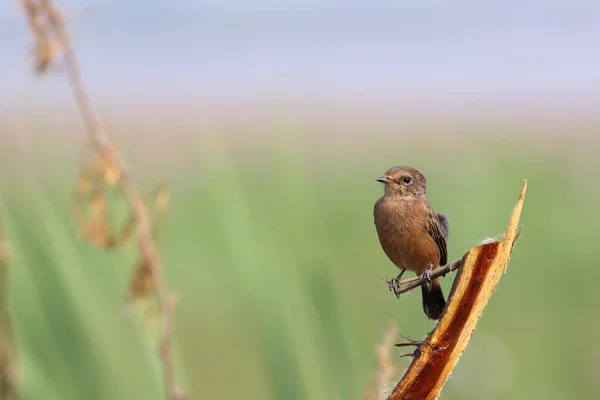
[364,322,402,400]
[18,1,185,399]
[387,180,527,400]
[0,202,18,400]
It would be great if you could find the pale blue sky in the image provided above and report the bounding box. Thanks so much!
[2,1,599,109]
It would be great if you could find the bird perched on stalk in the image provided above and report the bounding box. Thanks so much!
[373,166,449,320]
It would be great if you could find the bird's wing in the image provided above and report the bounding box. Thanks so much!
[437,213,449,239]
[428,213,448,266]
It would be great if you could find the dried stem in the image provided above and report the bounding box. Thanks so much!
[385,258,465,296]
[0,202,19,400]
[363,322,401,400]
[387,180,527,400]
[18,1,185,399]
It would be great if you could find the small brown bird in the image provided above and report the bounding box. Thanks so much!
[373,166,449,320]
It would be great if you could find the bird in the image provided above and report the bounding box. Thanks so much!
[373,166,449,320]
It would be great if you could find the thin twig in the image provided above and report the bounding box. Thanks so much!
[18,1,185,399]
[385,258,465,296]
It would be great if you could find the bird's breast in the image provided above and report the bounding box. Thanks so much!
[374,197,439,273]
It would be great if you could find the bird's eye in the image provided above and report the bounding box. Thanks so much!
[403,176,412,184]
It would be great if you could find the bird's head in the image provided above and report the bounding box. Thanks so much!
[376,166,427,197]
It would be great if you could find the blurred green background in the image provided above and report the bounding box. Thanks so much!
[1,118,600,400]
[3,1,600,398]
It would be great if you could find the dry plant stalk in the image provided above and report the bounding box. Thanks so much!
[19,0,62,73]
[19,1,184,399]
[364,321,402,400]
[0,203,19,400]
[387,180,527,400]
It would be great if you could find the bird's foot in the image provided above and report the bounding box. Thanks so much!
[387,278,402,298]
[386,269,406,298]
[420,266,433,291]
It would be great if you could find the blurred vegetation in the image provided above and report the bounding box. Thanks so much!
[1,122,600,400]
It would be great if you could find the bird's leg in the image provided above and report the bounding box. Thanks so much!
[386,269,406,298]
[397,268,406,280]
[420,265,433,291]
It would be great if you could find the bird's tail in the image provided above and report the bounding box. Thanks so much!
[421,280,446,320]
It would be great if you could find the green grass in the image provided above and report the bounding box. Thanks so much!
[3,127,600,400]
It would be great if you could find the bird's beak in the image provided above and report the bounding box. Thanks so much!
[376,176,392,184]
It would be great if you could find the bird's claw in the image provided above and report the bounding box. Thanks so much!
[420,266,433,290]
[386,269,406,298]
[387,278,401,298]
